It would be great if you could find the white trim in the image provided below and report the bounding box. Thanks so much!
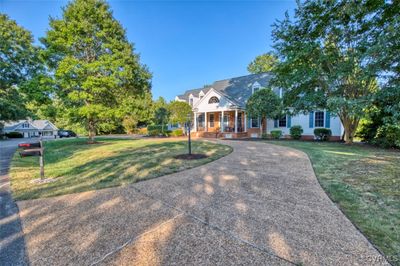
[278,115,287,128]
[221,111,224,132]
[252,82,261,94]
[193,88,238,109]
[314,110,325,128]
[250,117,260,128]
[234,109,238,133]
[244,114,247,132]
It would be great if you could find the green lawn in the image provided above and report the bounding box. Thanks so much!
[10,138,232,200]
[265,140,400,265]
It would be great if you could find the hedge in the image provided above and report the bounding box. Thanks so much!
[147,125,165,136]
[290,125,303,140]
[170,128,184,137]
[270,130,282,139]
[313,128,332,141]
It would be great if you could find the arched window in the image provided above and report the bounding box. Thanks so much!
[208,96,220,104]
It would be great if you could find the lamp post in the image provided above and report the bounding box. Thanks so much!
[186,113,192,155]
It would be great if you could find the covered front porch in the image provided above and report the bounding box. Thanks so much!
[192,110,255,138]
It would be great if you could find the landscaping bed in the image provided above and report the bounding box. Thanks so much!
[10,138,232,200]
[265,140,400,265]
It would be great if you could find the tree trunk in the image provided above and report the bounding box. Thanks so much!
[88,119,96,143]
[340,115,359,145]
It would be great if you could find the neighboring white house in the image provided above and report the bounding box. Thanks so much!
[3,120,58,138]
[175,72,343,140]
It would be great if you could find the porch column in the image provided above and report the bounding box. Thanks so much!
[221,111,224,132]
[244,112,247,132]
[194,112,197,132]
[234,109,238,133]
[204,112,207,132]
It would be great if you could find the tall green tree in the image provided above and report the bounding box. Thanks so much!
[365,1,400,123]
[247,53,278,74]
[0,14,44,123]
[366,1,400,88]
[272,1,378,144]
[41,0,151,142]
[246,88,282,135]
[168,101,192,126]
[154,107,170,134]
[119,91,153,133]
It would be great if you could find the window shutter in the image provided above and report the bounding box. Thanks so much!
[274,119,278,128]
[287,115,291,128]
[247,117,251,128]
[325,111,330,128]
[309,112,314,128]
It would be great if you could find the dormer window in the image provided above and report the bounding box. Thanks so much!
[189,98,194,106]
[252,82,261,94]
[199,91,205,100]
[22,123,29,128]
[208,96,220,104]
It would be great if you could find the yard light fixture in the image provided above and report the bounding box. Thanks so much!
[186,113,192,155]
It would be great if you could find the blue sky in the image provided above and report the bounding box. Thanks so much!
[0,0,296,100]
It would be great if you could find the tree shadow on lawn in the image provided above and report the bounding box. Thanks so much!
[14,141,231,200]
[42,138,139,163]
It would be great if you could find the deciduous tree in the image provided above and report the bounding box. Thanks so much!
[246,88,282,135]
[168,101,192,126]
[41,0,151,143]
[272,1,378,144]
[247,53,278,74]
[0,14,45,123]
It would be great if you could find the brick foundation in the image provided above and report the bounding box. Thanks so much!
[192,131,341,141]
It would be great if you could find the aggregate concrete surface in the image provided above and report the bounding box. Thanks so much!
[15,140,389,265]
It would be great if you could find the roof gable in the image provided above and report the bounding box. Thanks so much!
[193,88,240,111]
[177,72,275,107]
[2,120,58,131]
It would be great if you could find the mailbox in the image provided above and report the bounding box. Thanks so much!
[18,142,41,148]
[19,149,42,157]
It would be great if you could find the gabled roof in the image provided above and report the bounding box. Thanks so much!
[3,120,58,131]
[193,88,241,109]
[176,72,276,107]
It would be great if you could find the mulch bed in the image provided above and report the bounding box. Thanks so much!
[174,153,208,160]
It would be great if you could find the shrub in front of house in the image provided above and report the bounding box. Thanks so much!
[314,128,332,141]
[5,132,24,138]
[372,124,400,148]
[261,133,269,139]
[170,128,184,137]
[147,125,168,136]
[290,125,303,140]
[270,130,282,139]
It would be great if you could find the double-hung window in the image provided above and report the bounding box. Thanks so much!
[315,111,324,127]
[197,114,204,128]
[209,114,215,127]
[278,116,287,127]
[251,117,259,128]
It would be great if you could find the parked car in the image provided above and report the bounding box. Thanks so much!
[58,130,77,138]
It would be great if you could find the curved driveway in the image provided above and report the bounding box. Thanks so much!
[17,140,388,265]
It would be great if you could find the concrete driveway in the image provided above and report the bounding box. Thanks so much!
[0,138,38,265]
[15,140,388,265]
